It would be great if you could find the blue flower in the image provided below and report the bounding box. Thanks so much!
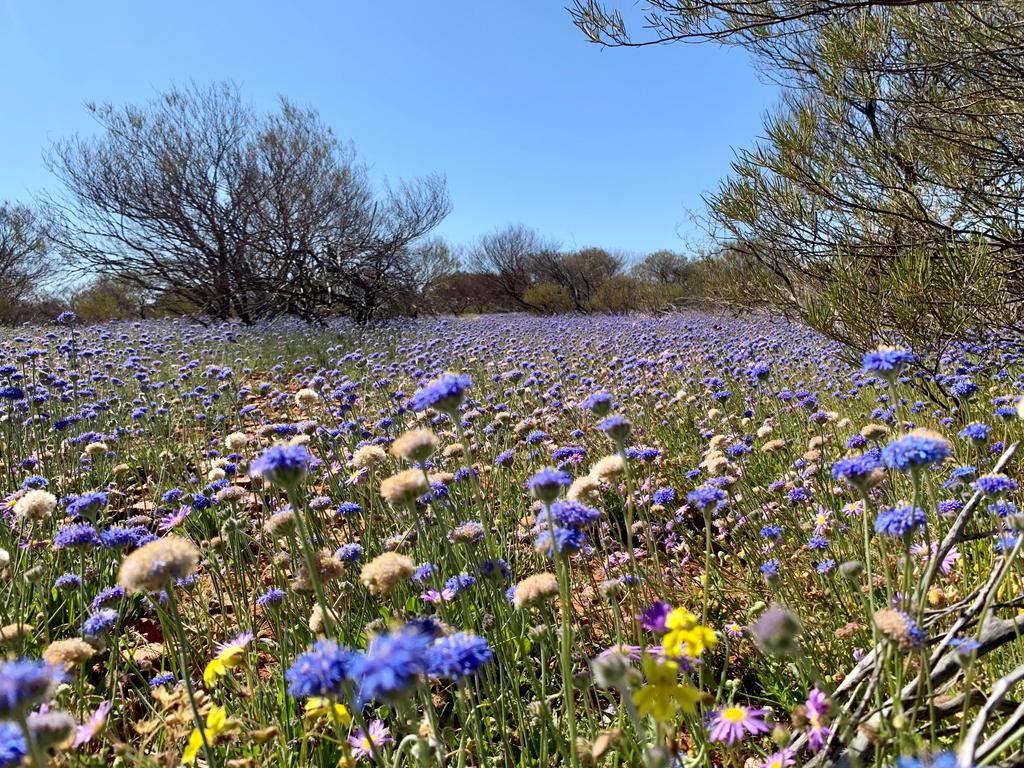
[874,504,927,537]
[950,379,978,399]
[687,485,726,511]
[831,450,882,485]
[53,523,102,549]
[653,487,676,506]
[66,491,108,519]
[81,609,119,638]
[748,362,771,379]
[759,559,780,581]
[973,473,1018,497]
[597,415,632,443]
[959,422,990,442]
[101,525,148,549]
[0,659,65,717]
[535,526,588,556]
[426,633,493,682]
[150,672,176,688]
[581,391,615,416]
[54,573,81,590]
[444,573,476,595]
[285,640,354,699]
[336,501,362,517]
[335,543,363,562]
[537,500,601,529]
[257,588,286,607]
[409,374,471,413]
[91,586,125,612]
[862,346,914,377]
[348,626,432,705]
[250,444,312,486]
[881,430,951,472]
[527,467,571,502]
[0,721,26,768]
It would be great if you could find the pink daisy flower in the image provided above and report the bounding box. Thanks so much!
[805,688,831,752]
[709,705,771,745]
[349,719,393,761]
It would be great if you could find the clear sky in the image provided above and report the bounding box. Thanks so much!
[0,1,777,256]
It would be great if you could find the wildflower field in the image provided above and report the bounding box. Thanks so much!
[1,311,1023,768]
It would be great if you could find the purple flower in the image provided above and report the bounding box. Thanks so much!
[805,688,831,752]
[638,601,670,633]
[708,705,771,745]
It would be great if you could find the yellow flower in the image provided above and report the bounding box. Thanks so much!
[303,697,352,726]
[182,705,229,765]
[203,642,248,687]
[663,608,717,658]
[633,655,700,722]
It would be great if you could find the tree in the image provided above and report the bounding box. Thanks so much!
[521,282,575,314]
[572,2,1024,365]
[531,247,624,311]
[632,250,694,287]
[469,224,556,310]
[45,82,450,324]
[72,276,149,322]
[0,203,51,322]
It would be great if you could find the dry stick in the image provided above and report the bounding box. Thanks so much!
[959,662,1024,766]
[798,443,1023,765]
[831,614,1024,766]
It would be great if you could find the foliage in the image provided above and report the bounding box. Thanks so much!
[572,1,1024,364]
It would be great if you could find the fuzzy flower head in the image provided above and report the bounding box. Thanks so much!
[390,428,439,463]
[360,552,416,596]
[379,469,431,507]
[12,489,56,523]
[117,535,200,593]
[512,572,559,609]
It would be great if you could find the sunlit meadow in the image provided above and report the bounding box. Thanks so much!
[0,311,1022,768]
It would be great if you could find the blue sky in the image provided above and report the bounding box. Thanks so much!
[0,1,776,255]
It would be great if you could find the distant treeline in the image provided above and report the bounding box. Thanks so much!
[0,82,737,326]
